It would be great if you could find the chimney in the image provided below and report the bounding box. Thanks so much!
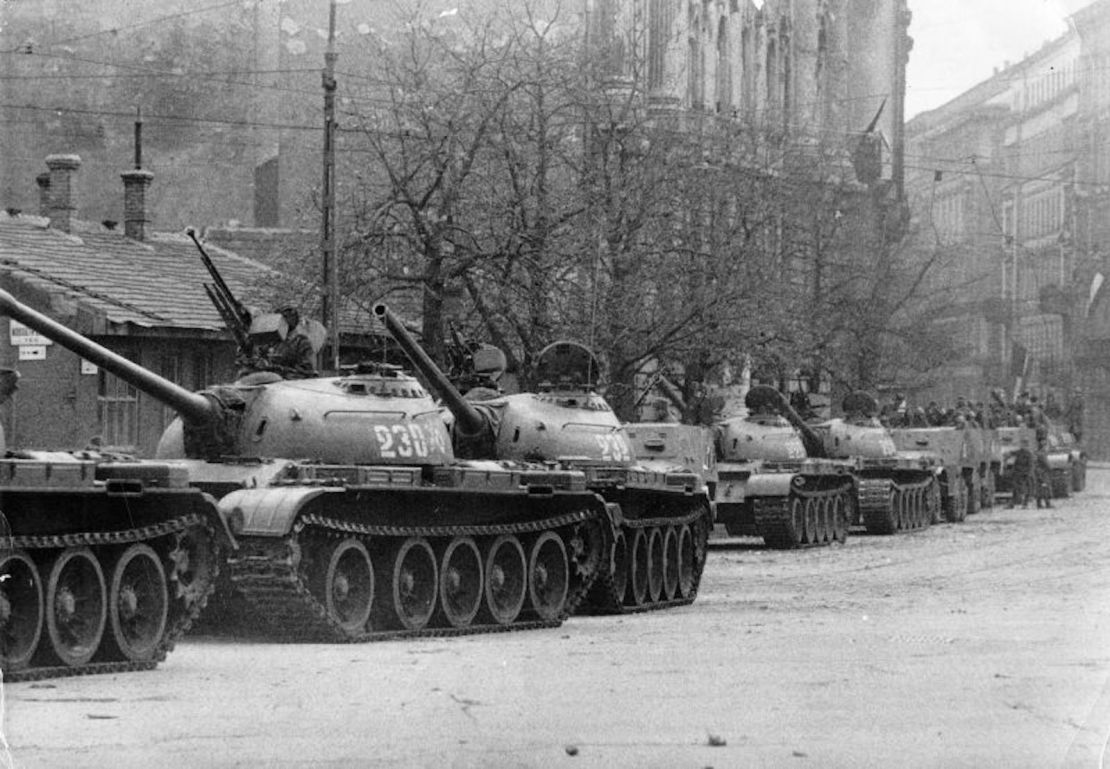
[44,154,81,232]
[35,172,51,217]
[121,169,154,240]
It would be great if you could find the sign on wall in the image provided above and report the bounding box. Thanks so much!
[18,345,46,360]
[9,321,53,347]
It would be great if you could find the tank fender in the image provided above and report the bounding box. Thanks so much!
[745,473,796,498]
[219,486,335,537]
[198,491,240,549]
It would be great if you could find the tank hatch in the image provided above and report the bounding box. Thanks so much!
[335,363,428,398]
[535,341,602,391]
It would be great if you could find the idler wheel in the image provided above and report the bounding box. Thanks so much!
[609,532,629,604]
[627,529,649,607]
[528,532,569,621]
[390,538,437,631]
[107,544,169,662]
[167,526,218,606]
[45,548,107,667]
[646,528,664,604]
[439,537,482,629]
[318,539,375,635]
[484,535,526,625]
[661,527,679,601]
[676,524,696,599]
[0,551,43,671]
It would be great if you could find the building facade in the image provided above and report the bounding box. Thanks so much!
[903,0,1110,456]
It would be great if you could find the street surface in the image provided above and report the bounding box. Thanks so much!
[4,469,1110,768]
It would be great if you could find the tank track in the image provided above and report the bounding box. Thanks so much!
[581,502,711,615]
[2,513,220,682]
[754,484,853,549]
[225,509,603,642]
[855,477,937,534]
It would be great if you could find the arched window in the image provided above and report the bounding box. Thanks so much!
[717,16,731,113]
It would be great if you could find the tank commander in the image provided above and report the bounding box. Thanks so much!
[238,306,318,380]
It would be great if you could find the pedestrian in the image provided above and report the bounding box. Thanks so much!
[1034,445,1053,509]
[1008,439,1035,509]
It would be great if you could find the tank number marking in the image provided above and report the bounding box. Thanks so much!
[374,424,435,458]
[596,433,632,462]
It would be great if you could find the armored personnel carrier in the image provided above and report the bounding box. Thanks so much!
[375,304,712,614]
[0,290,607,642]
[809,392,946,532]
[890,424,996,516]
[710,386,855,549]
[1042,420,1087,497]
[0,364,230,680]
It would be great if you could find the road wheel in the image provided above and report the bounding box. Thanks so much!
[627,529,649,608]
[0,551,43,671]
[676,525,696,598]
[44,548,106,667]
[107,544,169,662]
[661,527,679,600]
[484,535,526,625]
[439,537,482,629]
[389,538,437,631]
[528,533,569,622]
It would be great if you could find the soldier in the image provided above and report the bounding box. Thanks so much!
[1034,445,1053,509]
[1008,439,1035,509]
[265,306,316,378]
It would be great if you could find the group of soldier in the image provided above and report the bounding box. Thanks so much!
[882,388,1087,511]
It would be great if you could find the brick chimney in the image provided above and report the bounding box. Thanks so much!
[121,169,154,240]
[35,172,51,217]
[44,154,81,232]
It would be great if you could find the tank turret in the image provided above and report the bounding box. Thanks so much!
[0,289,608,644]
[375,303,712,615]
[373,303,488,438]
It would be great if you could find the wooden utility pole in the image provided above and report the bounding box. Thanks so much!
[321,0,340,370]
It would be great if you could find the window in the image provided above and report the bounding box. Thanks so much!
[98,355,139,451]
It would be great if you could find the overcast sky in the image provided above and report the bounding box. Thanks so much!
[906,0,1071,118]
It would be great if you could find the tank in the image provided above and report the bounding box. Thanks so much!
[808,392,946,532]
[0,367,230,680]
[711,386,856,548]
[375,304,713,614]
[0,289,609,643]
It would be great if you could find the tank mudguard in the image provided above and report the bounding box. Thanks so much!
[219,486,334,537]
[745,473,795,498]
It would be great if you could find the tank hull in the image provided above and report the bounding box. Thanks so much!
[202,462,609,640]
[714,459,855,548]
[0,457,227,681]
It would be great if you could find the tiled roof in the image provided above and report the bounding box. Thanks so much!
[0,213,275,333]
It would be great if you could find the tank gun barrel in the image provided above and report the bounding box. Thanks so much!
[0,289,217,425]
[373,303,487,436]
[752,385,828,459]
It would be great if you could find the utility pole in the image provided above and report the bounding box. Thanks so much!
[321,0,340,371]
